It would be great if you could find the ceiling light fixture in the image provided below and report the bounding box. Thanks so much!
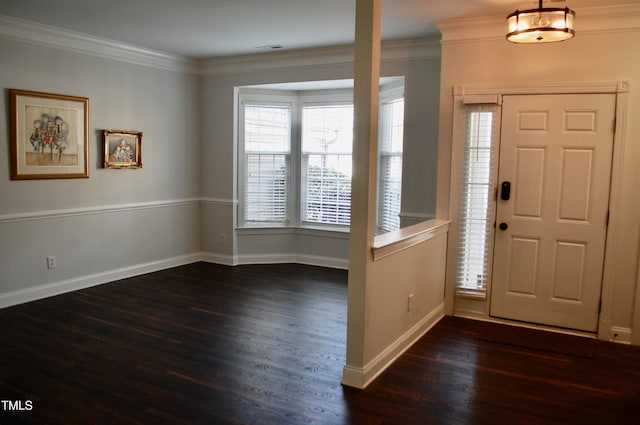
[506,0,575,43]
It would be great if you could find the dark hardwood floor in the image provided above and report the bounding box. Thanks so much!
[1,262,639,424]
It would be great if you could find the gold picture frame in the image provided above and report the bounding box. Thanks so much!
[10,89,89,180]
[104,130,143,169]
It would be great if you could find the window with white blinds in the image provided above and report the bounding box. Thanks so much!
[377,97,404,234]
[238,82,404,230]
[455,104,500,294]
[301,104,354,226]
[242,104,291,224]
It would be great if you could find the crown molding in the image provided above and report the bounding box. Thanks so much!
[381,38,441,62]
[0,14,440,76]
[0,15,199,74]
[200,38,440,76]
[436,4,640,43]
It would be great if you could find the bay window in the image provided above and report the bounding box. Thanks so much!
[238,81,404,232]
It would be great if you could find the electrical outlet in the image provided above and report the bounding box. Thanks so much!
[407,294,414,312]
[47,256,56,270]
[219,233,227,244]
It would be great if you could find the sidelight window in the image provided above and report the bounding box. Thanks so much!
[455,104,500,294]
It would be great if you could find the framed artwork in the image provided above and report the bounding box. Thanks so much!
[103,130,143,169]
[10,89,89,180]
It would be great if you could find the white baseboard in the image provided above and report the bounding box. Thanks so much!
[598,319,633,345]
[1,251,347,310]
[609,326,632,344]
[201,252,238,266]
[295,254,349,270]
[599,319,632,344]
[342,302,445,389]
[202,252,348,270]
[0,253,202,309]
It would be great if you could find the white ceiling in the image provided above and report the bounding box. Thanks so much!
[0,0,618,58]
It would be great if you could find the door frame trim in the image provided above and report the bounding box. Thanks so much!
[445,80,631,342]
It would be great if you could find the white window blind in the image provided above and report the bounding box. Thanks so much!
[455,104,500,294]
[378,97,404,234]
[243,104,291,224]
[301,104,353,226]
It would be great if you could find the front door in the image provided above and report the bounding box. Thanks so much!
[490,94,615,332]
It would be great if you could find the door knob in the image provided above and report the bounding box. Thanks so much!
[499,222,508,231]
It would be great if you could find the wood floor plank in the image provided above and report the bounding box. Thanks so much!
[1,262,639,424]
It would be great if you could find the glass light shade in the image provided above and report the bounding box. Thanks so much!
[506,7,575,43]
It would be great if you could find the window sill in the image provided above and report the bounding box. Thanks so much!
[372,219,450,261]
[299,223,350,234]
[236,226,293,236]
[236,225,349,238]
[455,288,487,300]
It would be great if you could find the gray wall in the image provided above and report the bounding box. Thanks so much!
[0,25,442,304]
[0,36,201,306]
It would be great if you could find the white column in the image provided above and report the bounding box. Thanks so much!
[342,0,381,389]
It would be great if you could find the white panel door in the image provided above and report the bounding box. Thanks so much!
[490,94,615,332]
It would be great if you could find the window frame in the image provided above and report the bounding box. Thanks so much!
[299,91,354,229]
[453,102,501,297]
[377,84,405,234]
[237,92,298,228]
